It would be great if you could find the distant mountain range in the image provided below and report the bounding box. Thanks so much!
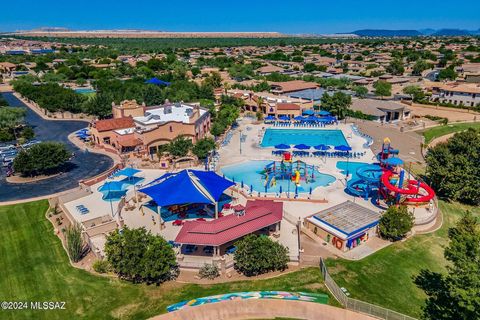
[348,28,480,37]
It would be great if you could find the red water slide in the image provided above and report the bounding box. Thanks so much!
[381,170,435,203]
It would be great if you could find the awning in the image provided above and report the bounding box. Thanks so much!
[139,170,234,207]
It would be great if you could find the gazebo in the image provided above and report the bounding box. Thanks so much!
[139,170,235,219]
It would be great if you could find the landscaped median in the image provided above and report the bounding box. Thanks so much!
[0,200,334,320]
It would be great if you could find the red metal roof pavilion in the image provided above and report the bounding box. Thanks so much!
[175,200,283,246]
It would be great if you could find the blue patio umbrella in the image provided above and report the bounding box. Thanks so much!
[250,184,253,193]
[113,167,142,179]
[295,184,298,197]
[99,181,124,192]
[317,110,331,116]
[294,144,311,150]
[102,190,127,201]
[241,180,244,188]
[278,115,290,121]
[335,145,352,152]
[279,186,283,194]
[265,184,268,193]
[294,116,305,121]
[306,115,318,122]
[265,115,276,121]
[314,144,330,151]
[384,157,404,166]
[274,143,290,150]
[309,186,312,195]
[302,109,314,115]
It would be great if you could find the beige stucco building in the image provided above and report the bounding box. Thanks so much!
[90,100,211,155]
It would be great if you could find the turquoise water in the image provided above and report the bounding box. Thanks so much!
[221,160,335,193]
[261,128,348,148]
[74,88,96,94]
[336,161,370,181]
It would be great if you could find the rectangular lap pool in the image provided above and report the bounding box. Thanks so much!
[261,128,348,147]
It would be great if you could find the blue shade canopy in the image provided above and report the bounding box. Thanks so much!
[112,167,141,178]
[314,144,331,150]
[278,115,290,121]
[102,190,127,200]
[294,116,305,121]
[302,109,314,115]
[305,116,318,122]
[265,115,276,120]
[274,144,290,149]
[317,110,331,116]
[384,157,404,166]
[294,144,311,150]
[145,77,171,86]
[334,145,352,151]
[99,181,125,192]
[139,170,234,207]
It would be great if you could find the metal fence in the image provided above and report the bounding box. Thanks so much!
[320,258,417,320]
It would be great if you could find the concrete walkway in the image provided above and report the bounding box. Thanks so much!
[150,299,377,320]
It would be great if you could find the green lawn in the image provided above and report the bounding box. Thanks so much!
[0,201,332,320]
[325,201,480,318]
[422,122,480,144]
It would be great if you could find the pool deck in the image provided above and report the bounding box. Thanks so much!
[59,118,437,266]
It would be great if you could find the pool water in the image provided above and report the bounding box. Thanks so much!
[221,160,336,193]
[74,88,96,94]
[261,128,348,148]
[336,161,370,181]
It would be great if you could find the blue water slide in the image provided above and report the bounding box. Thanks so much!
[346,164,383,199]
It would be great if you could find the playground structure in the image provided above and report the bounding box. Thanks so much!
[346,138,435,205]
[263,152,316,191]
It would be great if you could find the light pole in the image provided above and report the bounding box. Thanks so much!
[239,129,243,155]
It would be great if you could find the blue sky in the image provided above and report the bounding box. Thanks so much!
[3,0,479,33]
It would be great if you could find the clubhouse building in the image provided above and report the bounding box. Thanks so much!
[90,100,211,155]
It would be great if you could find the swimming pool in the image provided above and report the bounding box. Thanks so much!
[74,88,96,95]
[261,128,348,147]
[221,160,336,193]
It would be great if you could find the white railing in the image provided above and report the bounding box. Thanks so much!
[351,124,374,148]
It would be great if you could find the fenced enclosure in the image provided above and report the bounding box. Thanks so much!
[320,258,417,320]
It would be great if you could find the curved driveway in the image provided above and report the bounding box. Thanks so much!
[0,92,113,202]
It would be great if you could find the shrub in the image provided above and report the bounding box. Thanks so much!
[379,205,414,241]
[65,223,84,262]
[198,263,220,279]
[105,227,178,284]
[234,234,289,277]
[93,260,111,274]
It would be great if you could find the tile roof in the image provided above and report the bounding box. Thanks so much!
[93,117,135,132]
[175,200,283,246]
[276,103,300,110]
[270,80,319,93]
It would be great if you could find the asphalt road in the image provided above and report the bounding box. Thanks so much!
[0,92,113,202]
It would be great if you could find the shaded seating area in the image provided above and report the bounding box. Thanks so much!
[139,170,235,222]
[175,200,283,256]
